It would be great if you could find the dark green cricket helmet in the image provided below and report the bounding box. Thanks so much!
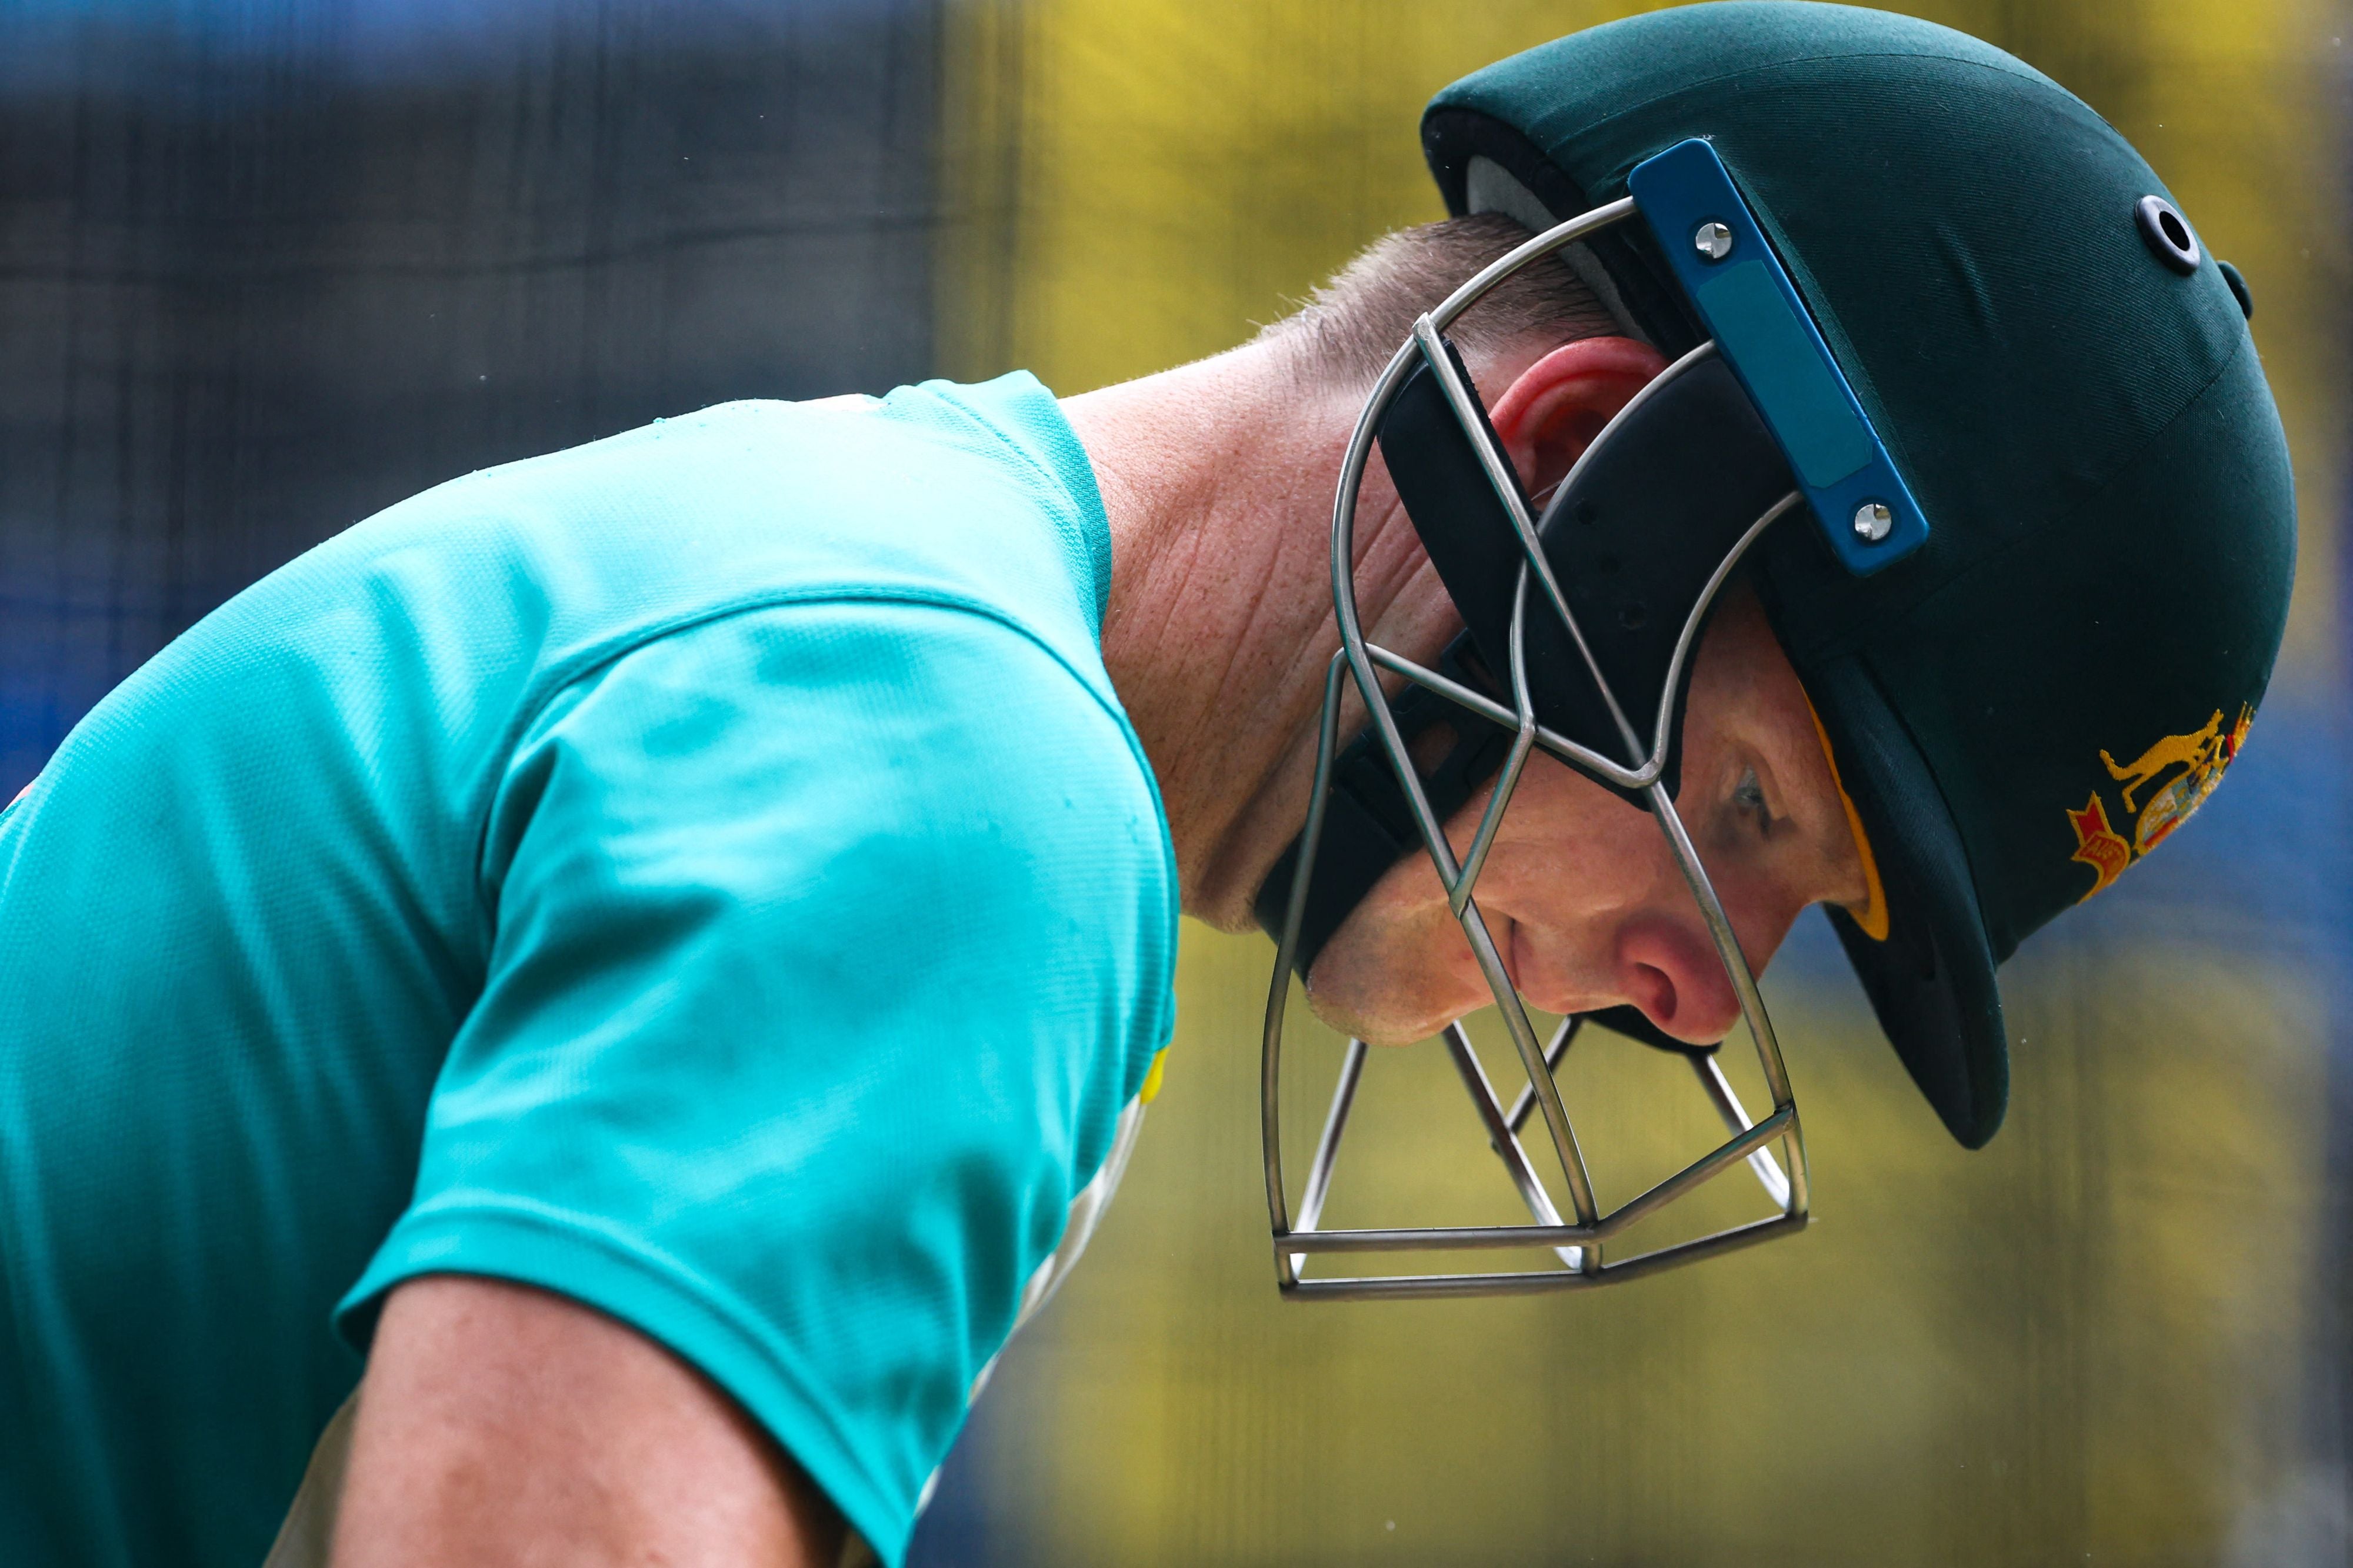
[1418,1,2295,1146]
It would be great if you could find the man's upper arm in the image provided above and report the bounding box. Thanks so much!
[332,1274,845,1568]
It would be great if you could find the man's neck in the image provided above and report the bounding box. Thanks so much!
[1062,342,1461,929]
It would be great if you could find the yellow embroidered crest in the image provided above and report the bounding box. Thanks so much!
[2069,704,2252,900]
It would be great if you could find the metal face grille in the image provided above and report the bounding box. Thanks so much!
[1260,198,1812,1300]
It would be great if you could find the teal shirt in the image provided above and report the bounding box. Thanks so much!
[0,375,1178,1567]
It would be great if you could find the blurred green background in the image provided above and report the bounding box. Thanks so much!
[2,1,2345,1563]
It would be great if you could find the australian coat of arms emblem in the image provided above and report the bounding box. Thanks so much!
[2067,705,2254,900]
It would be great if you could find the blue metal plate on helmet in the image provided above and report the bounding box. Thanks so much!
[1627,138,1928,575]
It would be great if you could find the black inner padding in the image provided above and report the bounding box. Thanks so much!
[1254,639,1509,975]
[1382,339,1796,804]
[1254,335,1802,1061]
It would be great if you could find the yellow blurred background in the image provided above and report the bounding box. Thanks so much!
[923,2,2352,1563]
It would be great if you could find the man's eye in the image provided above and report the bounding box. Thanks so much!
[1735,768,1774,838]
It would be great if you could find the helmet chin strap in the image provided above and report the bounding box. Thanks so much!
[1252,333,1798,1063]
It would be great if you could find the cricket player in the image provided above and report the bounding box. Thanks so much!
[0,5,2292,1565]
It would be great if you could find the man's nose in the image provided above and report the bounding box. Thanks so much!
[1614,918,1743,1044]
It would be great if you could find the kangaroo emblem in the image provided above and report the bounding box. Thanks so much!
[2100,710,2223,812]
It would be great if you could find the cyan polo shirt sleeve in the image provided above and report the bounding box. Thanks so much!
[336,595,1173,1563]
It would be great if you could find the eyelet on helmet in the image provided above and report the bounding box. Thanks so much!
[2135,195,2201,275]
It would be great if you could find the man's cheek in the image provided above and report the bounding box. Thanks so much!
[1308,898,1487,1045]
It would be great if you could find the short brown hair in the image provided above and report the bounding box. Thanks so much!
[1264,212,1619,385]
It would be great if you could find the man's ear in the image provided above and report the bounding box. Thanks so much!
[1485,336,1668,502]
